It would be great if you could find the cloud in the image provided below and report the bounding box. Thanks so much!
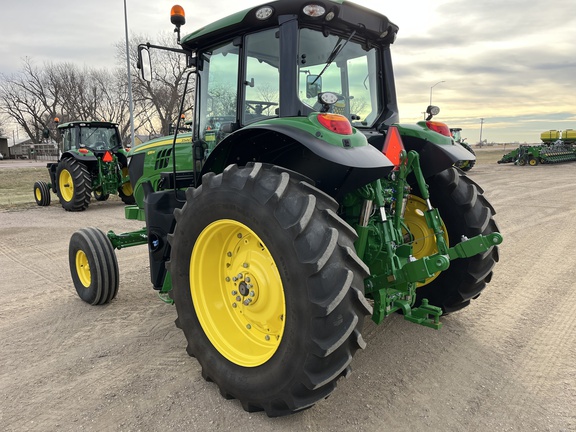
[0,0,574,143]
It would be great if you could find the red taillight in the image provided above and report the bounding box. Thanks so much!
[79,148,89,154]
[426,121,451,137]
[317,113,353,135]
[103,151,113,162]
[382,126,405,167]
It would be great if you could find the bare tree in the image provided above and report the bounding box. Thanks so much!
[117,32,192,137]
[0,58,134,143]
[0,58,56,142]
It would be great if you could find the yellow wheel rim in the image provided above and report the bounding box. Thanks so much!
[59,169,74,202]
[121,167,133,196]
[75,250,91,288]
[402,196,449,286]
[35,187,42,201]
[191,219,286,367]
[529,158,537,166]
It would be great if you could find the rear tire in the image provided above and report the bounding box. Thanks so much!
[168,163,371,417]
[69,227,119,305]
[56,157,92,211]
[415,167,500,313]
[33,181,51,206]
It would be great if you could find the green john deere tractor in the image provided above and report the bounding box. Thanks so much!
[68,1,502,416]
[34,120,135,211]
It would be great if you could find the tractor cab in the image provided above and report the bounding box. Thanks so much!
[57,121,123,154]
[133,1,402,202]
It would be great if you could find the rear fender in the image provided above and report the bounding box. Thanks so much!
[202,123,395,200]
[395,123,475,178]
[61,150,98,164]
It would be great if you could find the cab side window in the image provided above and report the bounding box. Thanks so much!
[243,28,280,125]
[62,129,73,151]
[198,41,240,153]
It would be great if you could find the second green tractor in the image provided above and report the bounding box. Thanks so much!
[34,120,135,211]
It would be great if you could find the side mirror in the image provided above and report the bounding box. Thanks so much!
[138,46,152,82]
[306,75,322,98]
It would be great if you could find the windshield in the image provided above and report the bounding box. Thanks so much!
[298,28,380,127]
[78,126,120,150]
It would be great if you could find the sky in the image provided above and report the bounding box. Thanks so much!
[0,0,574,144]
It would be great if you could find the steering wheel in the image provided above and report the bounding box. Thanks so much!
[245,100,278,115]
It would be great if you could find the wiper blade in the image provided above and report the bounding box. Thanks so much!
[312,30,357,85]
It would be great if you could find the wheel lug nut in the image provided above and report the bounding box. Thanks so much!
[231,290,237,295]
[243,263,249,268]
[245,277,251,283]
[265,335,270,341]
[246,324,251,329]
[232,303,237,308]
[250,291,255,297]
[237,273,243,279]
[236,296,242,302]
[227,251,232,257]
[226,277,231,282]
[243,298,252,306]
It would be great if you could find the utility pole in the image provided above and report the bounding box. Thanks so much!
[124,0,135,147]
[479,118,484,146]
[429,81,445,106]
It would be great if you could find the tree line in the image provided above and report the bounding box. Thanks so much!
[0,33,190,145]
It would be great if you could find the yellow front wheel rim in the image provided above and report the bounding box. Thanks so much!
[35,187,42,201]
[191,219,285,367]
[403,196,449,286]
[59,169,74,202]
[75,250,91,288]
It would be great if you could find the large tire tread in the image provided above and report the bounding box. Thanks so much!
[416,167,500,313]
[168,163,370,417]
[57,157,92,211]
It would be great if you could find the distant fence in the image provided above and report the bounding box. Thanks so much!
[32,144,58,161]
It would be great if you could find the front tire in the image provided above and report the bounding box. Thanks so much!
[414,167,500,313]
[168,163,371,417]
[56,157,92,211]
[69,227,119,305]
[93,189,110,201]
[118,166,135,205]
[33,181,51,206]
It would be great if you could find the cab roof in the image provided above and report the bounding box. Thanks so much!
[180,0,398,51]
[57,121,119,130]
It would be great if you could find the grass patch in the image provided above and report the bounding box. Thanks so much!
[0,167,52,209]
[0,147,514,210]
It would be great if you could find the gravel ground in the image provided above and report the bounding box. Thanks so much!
[0,159,574,431]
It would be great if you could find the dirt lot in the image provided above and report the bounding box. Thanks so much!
[0,153,575,431]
